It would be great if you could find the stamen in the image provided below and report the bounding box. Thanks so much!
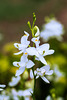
[35,39,38,41]
[25,52,27,55]
[16,44,19,47]
[43,51,45,55]
[24,34,27,36]
[17,63,19,66]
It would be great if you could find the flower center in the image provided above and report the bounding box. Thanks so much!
[42,51,45,55]
[16,44,19,48]
[24,34,27,36]
[25,52,27,55]
[41,69,46,76]
[35,39,38,41]
[17,63,20,67]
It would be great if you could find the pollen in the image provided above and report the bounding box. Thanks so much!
[16,44,19,47]
[17,63,19,66]
[35,39,38,41]
[25,52,27,55]
[24,34,27,36]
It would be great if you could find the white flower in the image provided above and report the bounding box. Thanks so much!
[18,88,33,97]
[31,37,40,47]
[11,89,19,100]
[18,88,33,100]
[40,19,64,41]
[0,95,9,100]
[30,65,53,83]
[13,55,35,76]
[45,95,52,100]
[0,84,6,91]
[53,64,65,82]
[14,31,30,55]
[9,76,21,87]
[26,44,54,65]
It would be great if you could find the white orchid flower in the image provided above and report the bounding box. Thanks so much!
[31,37,40,47]
[9,76,21,87]
[0,95,9,100]
[13,55,35,76]
[18,88,33,100]
[40,19,64,41]
[14,31,30,55]
[0,84,6,91]
[30,65,53,83]
[26,44,54,65]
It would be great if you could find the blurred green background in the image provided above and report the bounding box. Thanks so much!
[0,0,67,100]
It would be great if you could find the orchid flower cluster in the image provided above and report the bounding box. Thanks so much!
[40,17,64,42]
[13,13,54,100]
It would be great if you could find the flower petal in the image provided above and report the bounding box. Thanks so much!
[26,60,35,68]
[0,88,3,91]
[21,55,28,63]
[13,61,19,67]
[30,69,34,79]
[38,55,47,65]
[43,50,54,56]
[31,37,40,47]
[41,76,50,83]
[37,44,49,55]
[36,75,39,79]
[9,76,21,87]
[41,65,50,72]
[21,31,29,44]
[15,67,25,76]
[45,70,53,75]
[14,50,23,55]
[0,85,6,88]
[26,47,39,57]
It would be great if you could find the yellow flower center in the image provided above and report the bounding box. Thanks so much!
[24,34,27,36]
[35,39,38,41]
[25,52,27,55]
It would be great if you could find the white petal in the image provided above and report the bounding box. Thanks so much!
[30,69,34,79]
[34,70,37,75]
[41,65,50,72]
[13,61,19,67]
[43,50,54,56]
[24,31,29,37]
[14,50,23,55]
[0,88,3,91]
[31,37,40,47]
[35,57,40,61]
[38,55,47,65]
[26,47,39,57]
[21,55,28,63]
[21,31,29,44]
[14,43,26,50]
[26,60,35,68]
[25,97,29,100]
[9,76,21,87]
[37,44,49,55]
[15,67,25,76]
[45,70,53,75]
[41,77,50,83]
[14,43,20,48]
[0,85,6,88]
[36,75,39,79]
